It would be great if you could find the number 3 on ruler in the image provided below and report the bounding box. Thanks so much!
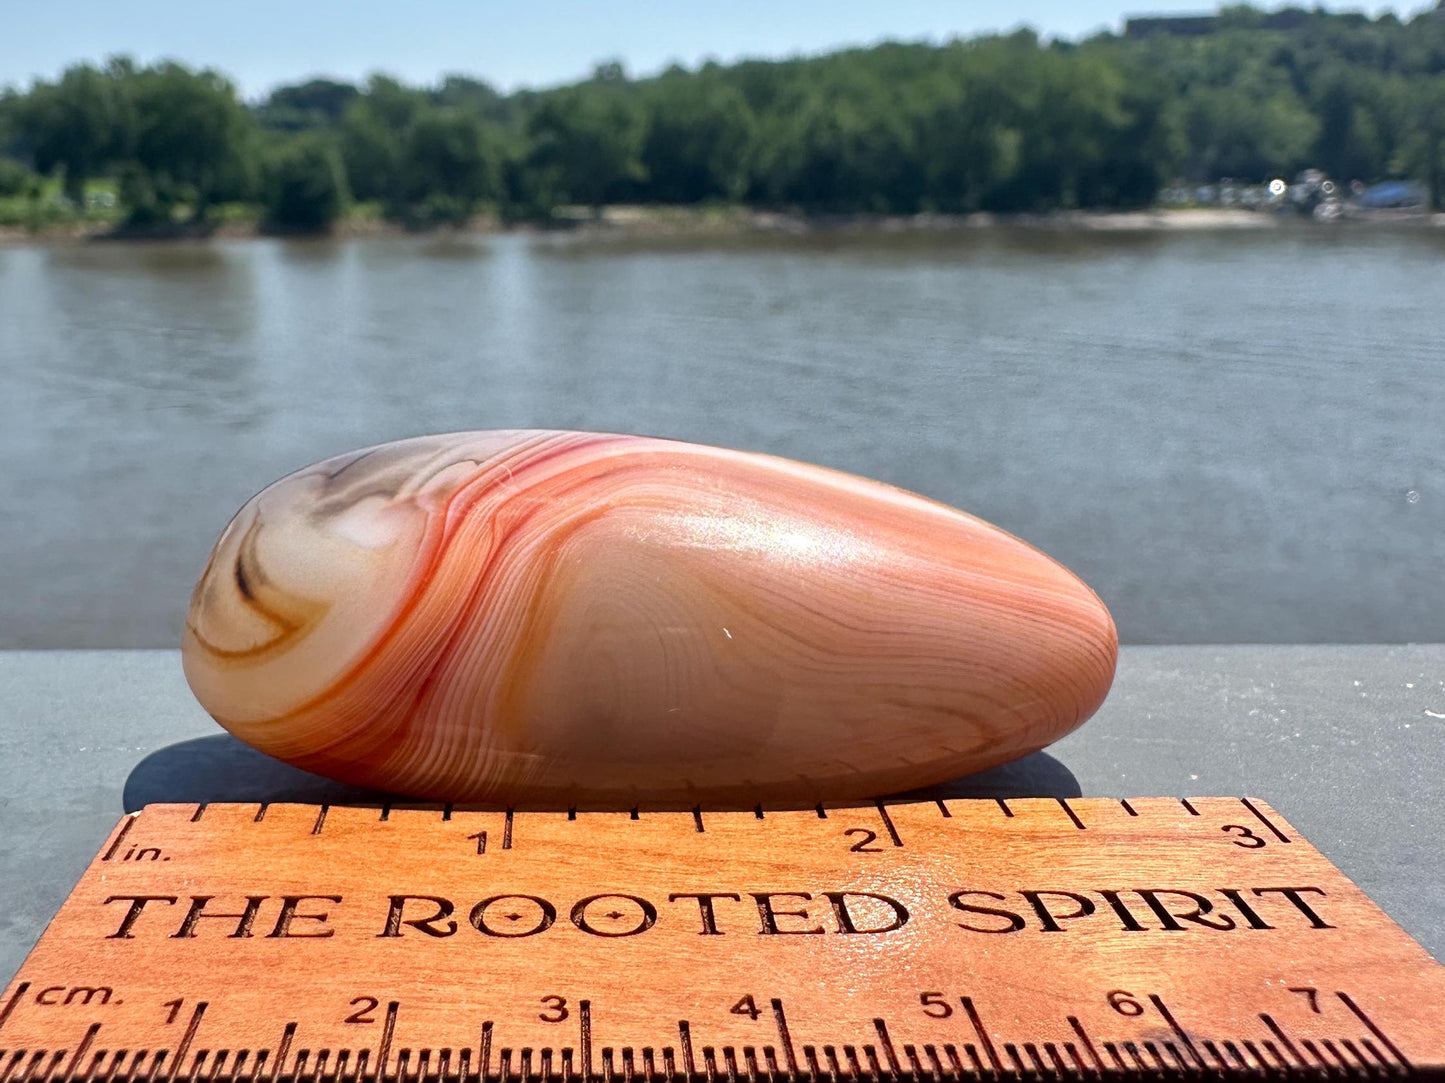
[1221,824,1267,848]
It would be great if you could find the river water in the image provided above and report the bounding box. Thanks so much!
[1,226,1441,647]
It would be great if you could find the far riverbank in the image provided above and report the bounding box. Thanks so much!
[3,204,1442,246]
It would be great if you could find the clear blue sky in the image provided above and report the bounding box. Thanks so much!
[4,0,1432,100]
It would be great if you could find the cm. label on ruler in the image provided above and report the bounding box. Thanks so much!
[2,796,1443,1082]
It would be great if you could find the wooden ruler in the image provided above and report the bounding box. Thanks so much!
[2,798,1442,1082]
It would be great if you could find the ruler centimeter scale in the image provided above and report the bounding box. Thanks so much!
[1,797,1442,1083]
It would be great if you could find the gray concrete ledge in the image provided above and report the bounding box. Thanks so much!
[0,645,1441,981]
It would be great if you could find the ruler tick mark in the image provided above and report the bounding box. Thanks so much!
[1180,798,1200,816]
[64,1022,101,1079]
[1217,1040,1244,1070]
[379,802,391,822]
[762,1044,781,1077]
[724,1045,742,1082]
[1102,1041,1125,1072]
[1058,797,1086,830]
[935,798,951,818]
[1162,1040,1190,1072]
[310,805,329,836]
[814,803,827,819]
[503,808,514,850]
[820,1044,840,1080]
[1067,1016,1104,1072]
[1026,1042,1051,1075]
[1319,1038,1352,1070]
[1144,1040,1171,1072]
[800,1044,818,1078]
[678,1021,695,1078]
[1338,1038,1375,1072]
[862,1043,885,1079]
[1338,991,1412,1069]
[1259,1014,1305,1065]
[1061,1041,1088,1076]
[272,1021,296,1081]
[753,804,765,820]
[1243,1038,1276,1070]
[442,803,453,822]
[692,807,705,833]
[1003,1041,1024,1076]
[1240,797,1292,843]
[1124,1040,1149,1072]
[0,982,30,1034]
[923,1043,946,1080]
[1149,995,1200,1066]
[168,1001,207,1080]
[376,1002,397,1078]
[579,1000,592,1081]
[1120,797,1138,817]
[874,800,903,847]
[101,817,137,862]
[1302,1037,1338,1069]
[742,1046,760,1080]
[959,1042,984,1075]
[996,798,1013,818]
[253,803,268,823]
[960,996,1002,1073]
[1261,1038,1292,1070]
[901,1042,922,1077]
[1362,1038,1398,1072]
[872,1019,901,1075]
[941,1043,965,1078]
[1200,1039,1228,1071]
[1045,1041,1069,1076]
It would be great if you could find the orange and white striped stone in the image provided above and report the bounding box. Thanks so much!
[182,431,1116,806]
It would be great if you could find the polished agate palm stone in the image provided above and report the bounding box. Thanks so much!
[182,431,1117,806]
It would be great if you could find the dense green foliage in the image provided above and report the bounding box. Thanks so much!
[262,133,348,229]
[2,6,1443,231]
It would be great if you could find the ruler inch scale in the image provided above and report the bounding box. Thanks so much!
[1,797,1442,1083]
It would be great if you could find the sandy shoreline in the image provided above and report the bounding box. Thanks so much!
[1,205,1439,245]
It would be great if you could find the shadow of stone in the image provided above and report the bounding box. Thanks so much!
[123,735,383,813]
[124,736,1079,814]
[888,751,1081,802]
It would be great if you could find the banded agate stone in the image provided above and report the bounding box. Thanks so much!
[182,431,1116,806]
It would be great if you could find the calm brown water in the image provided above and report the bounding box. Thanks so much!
[1,226,1442,647]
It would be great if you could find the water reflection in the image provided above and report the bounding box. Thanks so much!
[1,227,1442,647]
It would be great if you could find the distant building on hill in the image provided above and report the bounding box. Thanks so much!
[1124,13,1218,36]
[1124,8,1323,37]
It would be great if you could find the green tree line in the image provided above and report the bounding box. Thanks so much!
[2,5,1443,230]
